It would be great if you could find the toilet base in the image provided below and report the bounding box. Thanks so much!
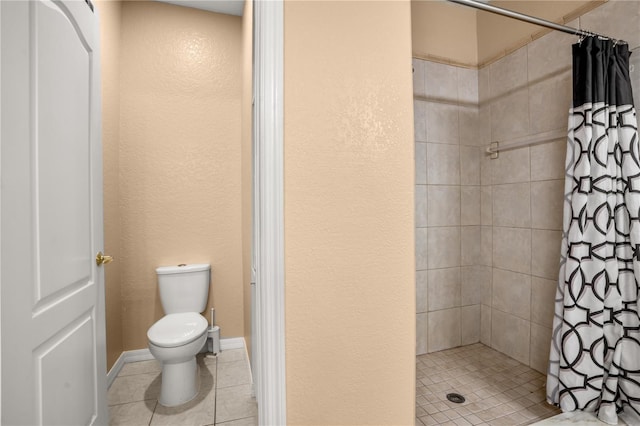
[159,357,200,407]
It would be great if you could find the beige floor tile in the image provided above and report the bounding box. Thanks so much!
[109,400,156,426]
[416,406,428,417]
[109,349,254,425]
[431,411,449,423]
[120,342,562,426]
[215,384,257,424]
[108,372,161,406]
[213,417,257,426]
[118,359,162,377]
[150,375,215,426]
[464,414,483,425]
[216,349,246,364]
[453,417,471,426]
[419,414,437,425]
[216,360,252,389]
[442,408,461,420]
[198,356,217,382]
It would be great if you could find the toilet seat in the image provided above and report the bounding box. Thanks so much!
[147,313,208,348]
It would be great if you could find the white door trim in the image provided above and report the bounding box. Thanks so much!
[0,2,3,419]
[253,0,286,424]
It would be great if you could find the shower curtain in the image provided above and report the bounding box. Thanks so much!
[547,37,640,425]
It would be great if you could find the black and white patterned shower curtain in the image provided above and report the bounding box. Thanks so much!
[547,37,640,425]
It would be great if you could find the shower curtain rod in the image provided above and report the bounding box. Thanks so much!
[446,0,624,44]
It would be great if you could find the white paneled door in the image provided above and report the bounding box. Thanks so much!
[1,1,108,424]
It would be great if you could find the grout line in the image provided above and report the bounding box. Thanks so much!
[148,400,158,426]
[213,356,218,425]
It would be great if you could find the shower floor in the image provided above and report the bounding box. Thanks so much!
[415,343,561,425]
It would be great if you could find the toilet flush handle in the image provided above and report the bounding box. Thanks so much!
[96,251,114,266]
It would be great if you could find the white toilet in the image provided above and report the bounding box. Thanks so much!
[147,263,210,407]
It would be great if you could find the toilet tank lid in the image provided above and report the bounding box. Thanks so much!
[156,263,211,275]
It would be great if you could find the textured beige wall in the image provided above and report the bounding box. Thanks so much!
[119,1,243,350]
[241,0,253,360]
[412,0,478,67]
[284,1,416,423]
[95,0,123,371]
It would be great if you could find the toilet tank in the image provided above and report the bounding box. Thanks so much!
[156,263,210,314]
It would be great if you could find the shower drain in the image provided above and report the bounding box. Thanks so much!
[446,393,466,404]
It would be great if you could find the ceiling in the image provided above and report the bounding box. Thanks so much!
[154,0,244,16]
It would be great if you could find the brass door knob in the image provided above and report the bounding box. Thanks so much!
[96,251,114,266]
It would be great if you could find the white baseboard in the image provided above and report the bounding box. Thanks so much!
[220,337,245,350]
[107,337,246,389]
[107,352,126,389]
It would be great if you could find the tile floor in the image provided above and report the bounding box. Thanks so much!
[108,349,257,425]
[416,343,561,426]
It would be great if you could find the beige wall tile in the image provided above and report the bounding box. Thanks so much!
[632,50,640,109]
[492,182,531,228]
[458,67,478,105]
[493,227,531,274]
[531,139,566,181]
[416,142,427,185]
[428,227,461,269]
[416,270,429,314]
[461,266,484,306]
[480,149,493,185]
[459,107,481,146]
[530,323,552,374]
[490,89,530,142]
[532,229,561,279]
[531,276,557,328]
[416,227,428,271]
[492,268,531,320]
[480,226,493,267]
[417,313,428,355]
[425,61,458,102]
[529,71,572,135]
[580,0,640,51]
[414,100,427,142]
[413,58,426,98]
[491,310,530,365]
[426,103,459,144]
[531,180,564,230]
[460,146,481,185]
[461,186,481,226]
[491,146,530,185]
[481,304,491,345]
[527,24,574,83]
[479,105,492,146]
[489,47,527,99]
[461,226,481,266]
[478,67,489,104]
[428,267,461,311]
[479,265,492,306]
[428,308,461,352]
[428,186,460,227]
[461,305,481,345]
[416,185,428,228]
[481,186,492,226]
[427,143,460,185]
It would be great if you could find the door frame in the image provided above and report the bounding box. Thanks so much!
[253,0,286,424]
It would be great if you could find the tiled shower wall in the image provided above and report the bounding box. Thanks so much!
[413,60,484,354]
[414,0,640,372]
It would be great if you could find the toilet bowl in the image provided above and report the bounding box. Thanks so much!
[148,313,208,406]
[147,263,211,407]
